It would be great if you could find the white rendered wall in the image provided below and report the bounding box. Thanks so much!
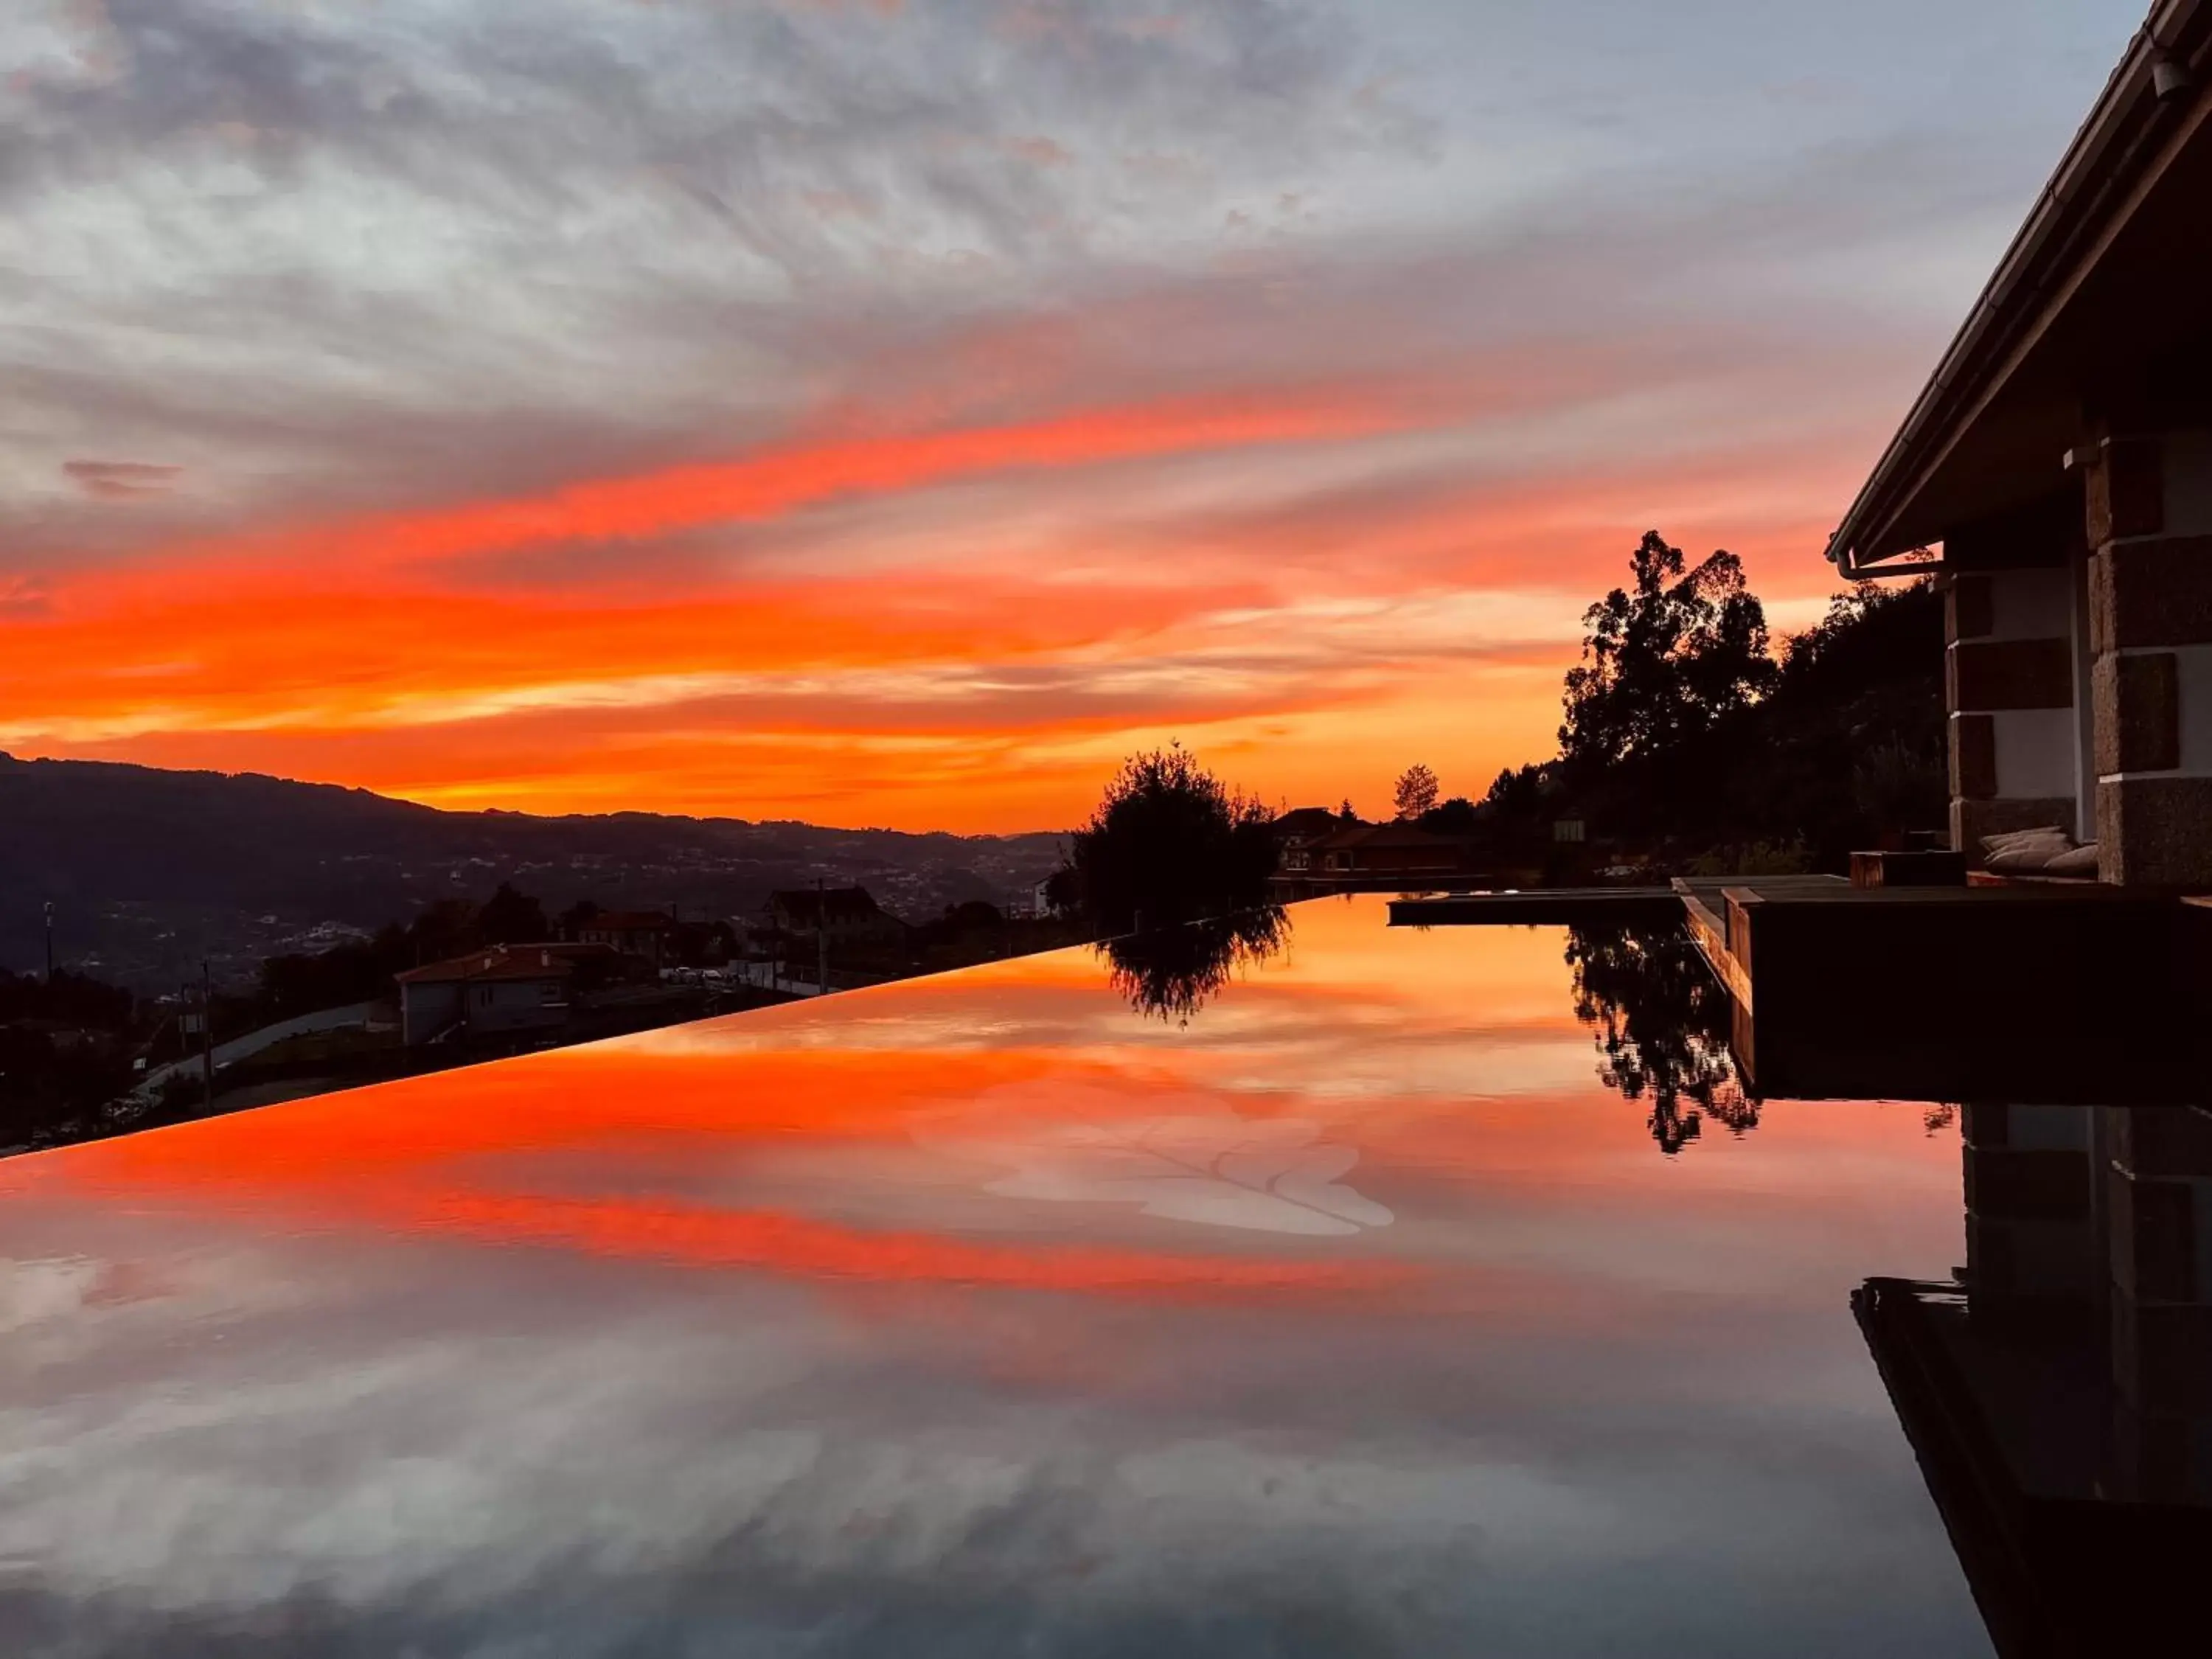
[1991,708,2080,803]
[1985,566,2072,641]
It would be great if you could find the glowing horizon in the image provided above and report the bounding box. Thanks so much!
[1,1,2144,833]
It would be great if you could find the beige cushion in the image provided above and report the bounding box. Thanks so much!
[2045,842,2101,877]
[1983,827,2076,873]
[1980,826,2067,855]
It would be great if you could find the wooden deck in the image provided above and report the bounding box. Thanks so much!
[1390,873,2211,1102]
[1386,888,1681,926]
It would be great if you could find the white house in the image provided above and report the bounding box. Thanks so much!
[394,947,574,1047]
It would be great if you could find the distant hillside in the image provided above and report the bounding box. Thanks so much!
[0,754,1063,992]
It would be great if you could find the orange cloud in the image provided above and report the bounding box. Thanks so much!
[7,901,1961,1310]
[1,378,1864,829]
[26,991,1425,1303]
[138,390,1416,586]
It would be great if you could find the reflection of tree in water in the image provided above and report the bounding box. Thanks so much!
[1565,922,1758,1154]
[1102,908,1290,1024]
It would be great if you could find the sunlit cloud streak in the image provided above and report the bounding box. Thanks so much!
[0,0,2146,826]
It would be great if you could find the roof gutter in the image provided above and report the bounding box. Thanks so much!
[1826,0,2207,578]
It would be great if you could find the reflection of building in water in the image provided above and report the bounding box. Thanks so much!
[1564,922,1758,1154]
[1856,1104,2212,1659]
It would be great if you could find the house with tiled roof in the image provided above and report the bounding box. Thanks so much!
[1307,821,1474,882]
[577,911,674,967]
[394,947,574,1046]
[1270,806,1351,873]
[770,886,905,945]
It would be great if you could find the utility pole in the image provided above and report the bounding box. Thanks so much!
[199,960,215,1113]
[44,901,54,984]
[815,876,828,996]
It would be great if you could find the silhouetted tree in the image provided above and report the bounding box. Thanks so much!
[1455,534,1946,866]
[1393,764,1440,821]
[257,929,411,1020]
[1338,799,1359,824]
[476,882,549,945]
[407,898,480,963]
[1466,762,1564,865]
[0,968,141,1147]
[1102,908,1289,1025]
[1564,922,1757,1154]
[914,900,1005,951]
[1065,745,1275,933]
[1042,863,1082,917]
[1750,580,1946,852]
[0,967,133,1030]
[1561,531,1777,768]
[1418,796,1481,837]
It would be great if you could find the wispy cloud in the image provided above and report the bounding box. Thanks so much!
[0,0,2147,824]
[61,459,180,501]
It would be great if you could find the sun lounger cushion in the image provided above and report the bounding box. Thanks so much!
[2044,842,2101,876]
[1980,826,2076,873]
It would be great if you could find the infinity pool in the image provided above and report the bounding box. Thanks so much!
[0,897,1989,1655]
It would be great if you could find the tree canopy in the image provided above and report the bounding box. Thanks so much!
[476,882,549,947]
[1455,535,1943,871]
[1062,745,1276,932]
[1560,531,1777,768]
[1393,764,1440,821]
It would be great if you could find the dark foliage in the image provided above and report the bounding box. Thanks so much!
[1063,747,1276,932]
[1564,922,1756,1154]
[0,969,141,1147]
[1042,863,1082,917]
[900,900,1005,958]
[1416,796,1481,837]
[256,933,411,1023]
[1729,582,1950,860]
[476,883,549,946]
[1470,763,1566,865]
[1393,764,1440,821]
[1467,534,1944,872]
[669,919,738,968]
[1561,531,1778,768]
[1102,908,1290,1024]
[0,967,133,1029]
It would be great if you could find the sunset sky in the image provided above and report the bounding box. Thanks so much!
[1,0,2146,832]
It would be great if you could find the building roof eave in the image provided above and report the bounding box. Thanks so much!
[1826,0,2210,577]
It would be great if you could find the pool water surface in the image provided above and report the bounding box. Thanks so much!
[0,896,1991,1656]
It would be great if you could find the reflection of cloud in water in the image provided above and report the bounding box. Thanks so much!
[925,1088,1393,1237]
[0,900,1986,1655]
[0,1238,1612,1659]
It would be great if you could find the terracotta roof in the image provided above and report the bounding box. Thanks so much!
[1312,821,1465,852]
[1270,807,1346,840]
[395,947,576,987]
